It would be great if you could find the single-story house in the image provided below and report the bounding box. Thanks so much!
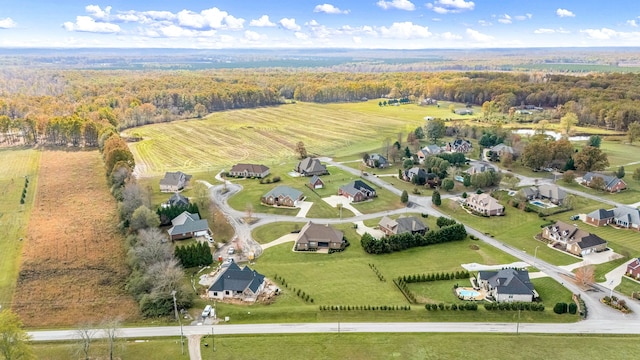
[585,206,640,230]
[626,258,640,279]
[477,269,537,303]
[518,184,566,205]
[295,221,345,251]
[445,139,472,153]
[485,143,516,161]
[207,262,265,302]
[159,171,192,192]
[261,186,304,207]
[465,163,492,176]
[163,192,190,208]
[338,180,376,202]
[228,163,270,178]
[308,175,325,189]
[295,157,328,177]
[167,211,211,241]
[464,193,504,216]
[403,167,428,183]
[581,172,627,193]
[378,216,428,236]
[542,221,608,256]
[365,153,390,168]
[417,145,442,163]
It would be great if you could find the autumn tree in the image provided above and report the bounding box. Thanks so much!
[521,138,552,170]
[426,118,446,144]
[551,138,574,164]
[563,194,577,209]
[129,205,161,232]
[574,146,609,172]
[588,176,606,191]
[442,178,454,191]
[562,170,576,184]
[500,152,513,168]
[295,141,307,159]
[560,112,579,135]
[0,310,35,360]
[628,122,640,144]
[74,324,97,360]
[574,265,595,287]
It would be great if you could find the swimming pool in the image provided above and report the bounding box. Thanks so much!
[530,200,549,208]
[458,289,480,297]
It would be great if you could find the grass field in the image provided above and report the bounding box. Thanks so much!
[0,148,41,310]
[11,150,139,327]
[32,338,184,360]
[197,333,640,360]
[615,277,640,298]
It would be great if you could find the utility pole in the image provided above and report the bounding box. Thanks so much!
[171,290,179,321]
[171,290,184,355]
[212,326,215,353]
[516,308,521,335]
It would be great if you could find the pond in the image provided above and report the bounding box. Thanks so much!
[512,129,590,141]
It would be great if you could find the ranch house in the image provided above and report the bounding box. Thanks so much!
[261,186,304,207]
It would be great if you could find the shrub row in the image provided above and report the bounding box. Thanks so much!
[319,305,411,311]
[361,221,466,254]
[394,279,417,304]
[398,271,470,284]
[602,296,631,313]
[20,177,28,204]
[483,302,545,311]
[553,302,578,314]
[425,303,478,311]
[436,216,457,228]
[258,176,281,184]
[157,203,200,226]
[369,263,386,282]
[274,274,314,304]
[574,294,587,318]
[175,242,213,268]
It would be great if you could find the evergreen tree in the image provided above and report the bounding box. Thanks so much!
[432,190,442,206]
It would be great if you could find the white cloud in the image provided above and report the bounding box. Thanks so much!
[353,36,362,43]
[250,15,276,27]
[294,32,309,40]
[628,20,638,27]
[466,28,493,42]
[279,18,301,31]
[478,20,491,26]
[85,5,112,20]
[514,13,532,21]
[498,14,511,24]
[244,30,262,41]
[63,16,121,33]
[556,8,575,18]
[314,4,350,14]
[307,19,320,26]
[379,22,431,39]
[0,17,17,29]
[534,28,555,34]
[580,28,637,40]
[377,0,416,11]
[426,0,474,14]
[176,8,244,29]
[440,31,462,40]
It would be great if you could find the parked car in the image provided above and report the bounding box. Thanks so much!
[204,234,214,244]
[202,305,212,318]
[570,215,579,221]
[227,247,235,255]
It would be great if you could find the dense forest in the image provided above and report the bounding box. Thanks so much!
[1,69,640,147]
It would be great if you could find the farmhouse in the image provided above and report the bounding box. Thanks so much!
[581,172,627,193]
[477,269,537,303]
[378,216,428,236]
[295,221,345,251]
[228,163,270,178]
[338,180,376,202]
[167,211,211,241]
[519,183,566,205]
[542,221,608,256]
[365,153,390,168]
[163,192,190,208]
[417,145,442,163]
[585,206,640,230]
[626,258,640,279]
[295,157,328,176]
[464,193,504,216]
[308,175,325,189]
[261,186,304,207]
[159,171,191,192]
[445,139,472,153]
[207,261,265,302]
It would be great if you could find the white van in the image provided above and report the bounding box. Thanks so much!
[202,305,212,318]
[227,247,235,255]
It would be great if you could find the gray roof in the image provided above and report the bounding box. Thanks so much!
[297,157,327,175]
[230,163,269,174]
[490,143,515,154]
[379,215,428,235]
[405,167,427,180]
[577,233,607,250]
[339,180,375,197]
[168,192,190,207]
[479,269,535,296]
[587,208,615,220]
[309,175,323,185]
[583,172,625,190]
[465,163,491,175]
[296,222,344,245]
[159,171,191,186]
[168,211,209,236]
[369,153,388,164]
[422,144,442,154]
[537,183,566,201]
[263,185,303,200]
[613,206,640,225]
[208,262,265,294]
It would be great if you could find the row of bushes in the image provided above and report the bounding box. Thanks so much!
[394,279,417,304]
[483,302,545,311]
[157,203,200,226]
[319,305,411,311]
[273,274,314,304]
[425,303,478,311]
[19,176,28,204]
[258,176,281,184]
[175,242,213,268]
[369,263,386,282]
[602,296,631,313]
[398,271,471,284]
[553,302,578,314]
[361,220,467,254]
[575,294,587,318]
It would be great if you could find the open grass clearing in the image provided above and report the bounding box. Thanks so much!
[615,277,640,298]
[590,256,631,282]
[32,338,184,360]
[197,333,640,360]
[12,150,139,327]
[0,148,40,310]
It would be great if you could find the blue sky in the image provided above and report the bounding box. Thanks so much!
[1,1,639,48]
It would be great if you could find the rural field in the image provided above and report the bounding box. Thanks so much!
[0,148,41,310]
[11,150,139,327]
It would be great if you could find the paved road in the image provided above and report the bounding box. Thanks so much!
[28,319,640,342]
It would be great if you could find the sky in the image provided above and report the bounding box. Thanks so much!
[1,0,640,49]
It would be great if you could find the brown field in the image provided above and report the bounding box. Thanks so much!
[12,150,139,327]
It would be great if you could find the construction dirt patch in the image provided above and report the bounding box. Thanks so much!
[12,150,139,327]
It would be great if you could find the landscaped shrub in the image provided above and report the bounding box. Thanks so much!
[554,302,568,314]
[174,242,213,268]
[361,222,466,254]
[568,302,577,314]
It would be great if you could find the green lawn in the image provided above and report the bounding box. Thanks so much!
[32,338,186,360]
[252,221,302,244]
[198,333,640,360]
[591,257,631,282]
[615,277,640,298]
[0,148,41,309]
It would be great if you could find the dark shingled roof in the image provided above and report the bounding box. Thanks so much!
[586,208,615,220]
[577,234,607,250]
[208,262,265,294]
[480,269,535,296]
